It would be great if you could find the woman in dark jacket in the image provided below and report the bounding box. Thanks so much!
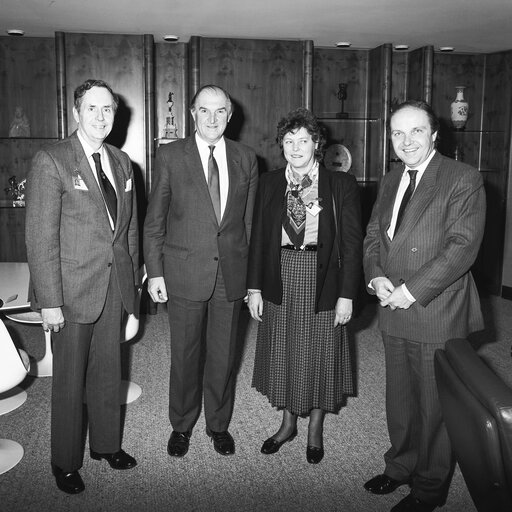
[247,108,362,463]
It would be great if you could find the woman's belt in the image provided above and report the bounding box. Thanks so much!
[281,244,317,252]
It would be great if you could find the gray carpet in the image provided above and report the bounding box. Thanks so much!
[2,296,511,512]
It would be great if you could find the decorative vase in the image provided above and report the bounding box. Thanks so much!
[450,86,469,129]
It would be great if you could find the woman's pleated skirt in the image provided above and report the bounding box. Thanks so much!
[252,248,354,415]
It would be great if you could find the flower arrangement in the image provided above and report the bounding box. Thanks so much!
[5,175,26,206]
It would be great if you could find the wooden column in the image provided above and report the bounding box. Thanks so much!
[302,40,314,110]
[143,34,154,193]
[188,36,201,137]
[55,31,67,139]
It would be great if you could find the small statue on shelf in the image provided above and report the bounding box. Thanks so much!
[336,83,349,119]
[4,175,26,206]
[9,106,31,138]
[163,92,178,139]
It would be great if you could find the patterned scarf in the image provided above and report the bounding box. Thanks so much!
[282,161,319,249]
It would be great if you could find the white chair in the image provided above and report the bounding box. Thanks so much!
[120,271,147,405]
[4,311,52,377]
[0,318,30,474]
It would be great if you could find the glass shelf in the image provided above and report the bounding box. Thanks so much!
[317,116,380,122]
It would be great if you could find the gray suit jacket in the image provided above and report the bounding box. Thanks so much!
[143,135,258,302]
[26,131,139,323]
[363,152,486,343]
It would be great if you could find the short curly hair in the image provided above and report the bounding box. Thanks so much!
[276,108,326,159]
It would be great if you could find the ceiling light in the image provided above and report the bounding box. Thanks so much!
[7,29,24,36]
[163,35,179,42]
[336,42,351,48]
[394,44,409,51]
[439,46,454,52]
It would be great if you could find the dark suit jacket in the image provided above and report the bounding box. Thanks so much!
[363,152,486,343]
[247,165,363,312]
[143,135,258,302]
[25,131,139,322]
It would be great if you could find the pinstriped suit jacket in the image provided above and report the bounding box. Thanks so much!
[143,135,258,302]
[363,152,485,343]
[26,131,139,323]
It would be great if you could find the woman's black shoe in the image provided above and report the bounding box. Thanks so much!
[261,429,298,454]
[306,445,324,464]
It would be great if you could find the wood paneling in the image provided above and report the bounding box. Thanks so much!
[0,37,57,138]
[0,138,57,201]
[0,206,26,261]
[198,37,305,172]
[63,33,147,178]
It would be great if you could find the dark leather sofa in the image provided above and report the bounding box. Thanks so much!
[435,338,512,512]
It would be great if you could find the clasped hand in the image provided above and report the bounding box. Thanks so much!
[372,277,413,310]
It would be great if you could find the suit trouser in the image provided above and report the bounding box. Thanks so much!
[167,267,242,432]
[382,333,454,505]
[51,271,123,472]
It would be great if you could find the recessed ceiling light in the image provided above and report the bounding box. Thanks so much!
[394,44,409,50]
[163,35,179,42]
[7,29,24,36]
[439,46,454,52]
[335,42,351,48]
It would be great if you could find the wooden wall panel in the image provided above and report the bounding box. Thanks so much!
[483,51,512,293]
[199,37,304,172]
[0,37,57,138]
[391,51,408,108]
[0,206,26,261]
[407,46,433,103]
[63,33,146,179]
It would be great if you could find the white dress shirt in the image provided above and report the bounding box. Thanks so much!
[77,131,117,229]
[195,133,229,219]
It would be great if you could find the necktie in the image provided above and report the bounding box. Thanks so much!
[92,152,117,226]
[394,169,418,234]
[208,145,221,223]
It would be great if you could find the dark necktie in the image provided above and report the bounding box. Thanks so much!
[394,169,418,235]
[208,145,221,223]
[92,152,117,226]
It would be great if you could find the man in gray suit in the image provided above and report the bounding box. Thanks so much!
[363,100,485,512]
[26,79,139,494]
[144,85,258,457]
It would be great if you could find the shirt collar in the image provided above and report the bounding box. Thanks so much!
[195,132,226,153]
[77,130,104,159]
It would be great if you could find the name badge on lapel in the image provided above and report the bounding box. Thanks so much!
[73,170,88,191]
[125,178,132,192]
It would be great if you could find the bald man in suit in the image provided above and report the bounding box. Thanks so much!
[26,79,139,494]
[144,85,258,458]
[363,100,485,512]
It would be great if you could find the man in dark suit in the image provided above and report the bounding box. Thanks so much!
[26,79,139,494]
[363,100,485,512]
[144,84,258,457]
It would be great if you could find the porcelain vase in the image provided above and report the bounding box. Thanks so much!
[450,86,469,129]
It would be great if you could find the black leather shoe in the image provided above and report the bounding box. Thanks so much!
[206,428,235,455]
[261,429,298,454]
[306,445,324,464]
[167,431,192,457]
[364,474,409,494]
[52,464,85,494]
[390,494,437,512]
[90,449,137,470]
